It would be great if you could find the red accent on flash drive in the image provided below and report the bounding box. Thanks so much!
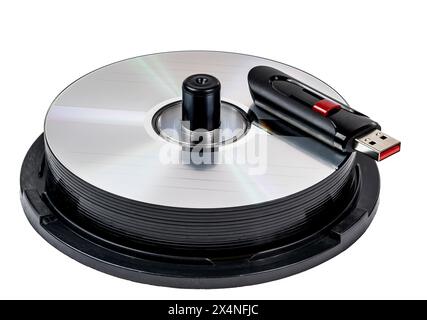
[312,99,341,117]
[379,143,401,161]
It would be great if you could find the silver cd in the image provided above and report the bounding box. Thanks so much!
[44,51,349,208]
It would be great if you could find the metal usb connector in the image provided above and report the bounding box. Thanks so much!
[354,129,401,161]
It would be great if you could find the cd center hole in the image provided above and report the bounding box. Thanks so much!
[195,77,209,85]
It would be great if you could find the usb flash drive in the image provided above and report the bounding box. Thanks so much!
[248,66,401,161]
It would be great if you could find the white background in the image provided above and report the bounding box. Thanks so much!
[1,0,426,299]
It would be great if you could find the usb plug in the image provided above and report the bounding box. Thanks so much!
[354,129,400,161]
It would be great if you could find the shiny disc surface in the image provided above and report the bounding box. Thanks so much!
[45,51,349,208]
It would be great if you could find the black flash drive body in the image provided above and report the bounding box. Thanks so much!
[248,66,400,161]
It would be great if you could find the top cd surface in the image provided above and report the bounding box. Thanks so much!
[45,51,349,208]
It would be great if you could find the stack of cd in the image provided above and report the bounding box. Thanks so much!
[20,51,380,288]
